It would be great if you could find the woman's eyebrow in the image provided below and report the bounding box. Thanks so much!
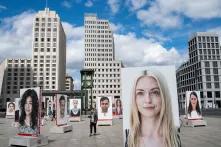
[150,87,160,91]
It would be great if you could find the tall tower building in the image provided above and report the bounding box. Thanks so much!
[84,14,122,106]
[32,8,66,91]
[176,32,221,109]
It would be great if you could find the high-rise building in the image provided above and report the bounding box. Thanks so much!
[176,32,221,109]
[84,14,122,106]
[65,74,74,91]
[0,59,33,108]
[32,8,66,91]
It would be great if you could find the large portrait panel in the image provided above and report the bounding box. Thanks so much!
[18,87,41,136]
[122,66,180,146]
[185,91,202,119]
[6,102,15,116]
[69,99,81,121]
[56,94,68,126]
[97,96,113,121]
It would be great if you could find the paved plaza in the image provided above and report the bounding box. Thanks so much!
[0,116,221,147]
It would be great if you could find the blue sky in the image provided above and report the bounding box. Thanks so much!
[0,0,221,89]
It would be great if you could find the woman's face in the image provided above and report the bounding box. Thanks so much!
[116,100,121,107]
[25,96,33,116]
[135,76,162,118]
[190,94,198,109]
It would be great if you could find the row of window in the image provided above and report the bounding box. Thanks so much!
[34,48,56,52]
[93,90,120,94]
[8,60,31,63]
[35,22,57,27]
[85,20,108,25]
[85,39,112,43]
[85,44,112,47]
[34,42,57,47]
[33,55,57,59]
[93,84,120,88]
[36,17,58,22]
[94,79,120,83]
[94,73,120,78]
[35,33,57,38]
[85,30,111,33]
[198,43,219,49]
[85,35,112,38]
[199,49,220,55]
[85,49,112,52]
[85,25,109,29]
[199,55,220,60]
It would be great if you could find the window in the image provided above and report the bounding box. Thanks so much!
[207,91,212,98]
[205,61,210,67]
[206,83,211,88]
[215,83,220,88]
[215,91,220,98]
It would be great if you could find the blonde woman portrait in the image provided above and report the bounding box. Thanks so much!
[128,70,181,147]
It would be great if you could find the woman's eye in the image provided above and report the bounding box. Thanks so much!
[136,91,144,95]
[150,90,160,96]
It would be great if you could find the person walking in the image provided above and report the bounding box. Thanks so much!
[89,108,98,136]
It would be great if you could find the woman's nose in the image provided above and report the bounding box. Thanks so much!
[144,92,152,103]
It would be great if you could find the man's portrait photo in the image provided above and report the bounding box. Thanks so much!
[97,96,112,120]
[56,94,67,126]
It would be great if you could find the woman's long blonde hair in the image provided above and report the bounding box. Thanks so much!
[128,70,180,147]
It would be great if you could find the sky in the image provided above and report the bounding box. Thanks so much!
[0,0,221,89]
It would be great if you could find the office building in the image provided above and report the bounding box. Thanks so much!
[32,8,66,91]
[0,59,33,108]
[84,14,122,106]
[176,32,221,109]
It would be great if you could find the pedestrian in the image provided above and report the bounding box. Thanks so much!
[89,108,98,136]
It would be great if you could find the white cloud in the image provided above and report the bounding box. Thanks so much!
[134,0,221,28]
[61,1,72,8]
[109,22,123,33]
[0,5,7,11]
[62,22,84,70]
[128,0,148,10]
[114,33,184,67]
[0,11,35,60]
[143,31,171,43]
[107,0,120,14]
[85,0,93,7]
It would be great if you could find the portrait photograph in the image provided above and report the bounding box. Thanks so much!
[18,87,40,136]
[186,91,202,120]
[122,66,180,147]
[69,99,81,121]
[114,98,123,118]
[97,96,113,121]
[6,102,15,116]
[56,94,68,126]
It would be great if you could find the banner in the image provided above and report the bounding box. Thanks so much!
[97,96,113,121]
[122,66,180,146]
[69,99,81,121]
[56,94,68,126]
[185,91,202,119]
[6,102,15,116]
[18,87,41,136]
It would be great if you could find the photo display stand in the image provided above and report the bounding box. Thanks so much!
[183,91,207,127]
[97,96,113,126]
[69,99,81,122]
[49,94,72,133]
[9,88,48,147]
